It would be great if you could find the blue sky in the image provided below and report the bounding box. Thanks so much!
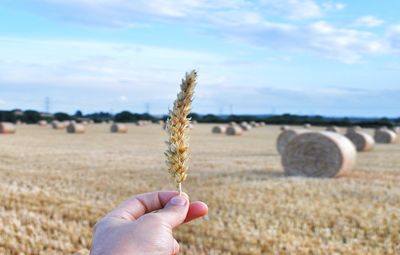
[0,0,399,117]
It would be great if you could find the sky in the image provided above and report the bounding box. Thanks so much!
[0,0,399,117]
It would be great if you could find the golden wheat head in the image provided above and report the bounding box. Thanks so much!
[165,70,197,191]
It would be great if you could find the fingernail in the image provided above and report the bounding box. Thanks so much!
[169,196,187,206]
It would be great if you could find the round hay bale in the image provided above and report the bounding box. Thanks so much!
[374,129,397,144]
[345,131,374,152]
[282,132,356,178]
[280,125,289,131]
[376,126,388,131]
[226,126,243,136]
[111,123,128,133]
[304,123,311,129]
[52,121,66,129]
[326,125,341,133]
[229,121,237,126]
[346,126,361,133]
[212,125,226,134]
[0,122,16,134]
[276,129,309,155]
[38,120,48,126]
[391,126,400,134]
[66,123,85,134]
[240,124,252,131]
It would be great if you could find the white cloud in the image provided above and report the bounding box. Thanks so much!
[213,19,387,63]
[322,2,345,11]
[119,96,128,102]
[386,25,400,52]
[0,37,226,89]
[258,0,322,19]
[353,16,384,28]
[0,1,393,64]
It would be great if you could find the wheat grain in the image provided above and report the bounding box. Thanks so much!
[165,70,197,193]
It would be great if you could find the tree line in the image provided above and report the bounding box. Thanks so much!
[0,109,398,128]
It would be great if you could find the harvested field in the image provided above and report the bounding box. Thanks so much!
[1,124,400,254]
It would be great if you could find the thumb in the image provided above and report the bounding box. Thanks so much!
[156,195,189,228]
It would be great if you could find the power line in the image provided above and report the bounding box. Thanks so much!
[44,97,50,113]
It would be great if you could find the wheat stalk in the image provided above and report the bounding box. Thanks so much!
[165,70,197,194]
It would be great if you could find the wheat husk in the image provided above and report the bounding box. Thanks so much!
[165,70,197,190]
[110,123,128,133]
[282,131,356,178]
[345,131,375,152]
[0,122,16,134]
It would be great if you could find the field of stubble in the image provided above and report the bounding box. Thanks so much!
[1,124,400,255]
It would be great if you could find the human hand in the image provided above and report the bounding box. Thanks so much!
[90,191,208,255]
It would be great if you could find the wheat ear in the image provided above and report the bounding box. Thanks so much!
[165,70,197,195]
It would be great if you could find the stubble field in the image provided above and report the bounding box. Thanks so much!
[0,124,399,255]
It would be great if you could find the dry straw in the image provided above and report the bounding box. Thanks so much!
[326,125,341,133]
[212,125,227,134]
[226,125,243,136]
[391,126,400,134]
[165,70,197,194]
[250,121,259,128]
[346,125,361,133]
[374,129,397,144]
[280,125,289,131]
[66,123,85,134]
[345,131,374,152]
[38,120,47,127]
[240,123,252,131]
[110,123,128,133]
[282,131,356,178]
[0,122,16,134]
[52,121,66,130]
[276,129,309,155]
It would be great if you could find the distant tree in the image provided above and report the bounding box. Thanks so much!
[23,110,41,124]
[0,111,16,123]
[114,111,137,122]
[74,110,83,117]
[202,114,220,123]
[188,113,200,121]
[140,113,155,121]
[54,112,71,121]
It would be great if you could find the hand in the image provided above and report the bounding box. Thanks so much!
[90,191,208,255]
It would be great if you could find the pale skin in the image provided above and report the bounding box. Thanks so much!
[90,191,208,255]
